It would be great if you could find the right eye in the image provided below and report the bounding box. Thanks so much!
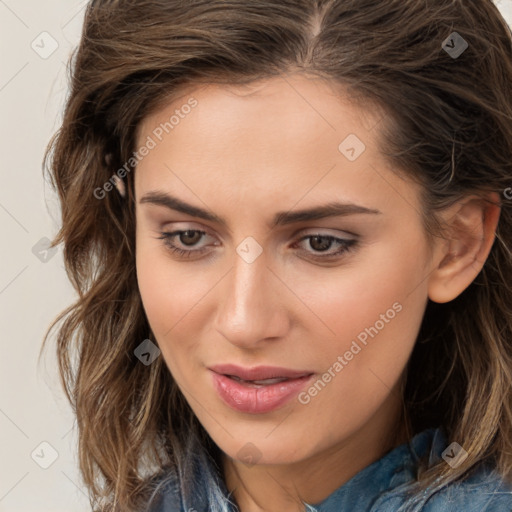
[156,229,215,258]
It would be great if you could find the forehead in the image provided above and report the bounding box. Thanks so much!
[135,74,379,175]
[133,74,420,223]
[136,74,378,147]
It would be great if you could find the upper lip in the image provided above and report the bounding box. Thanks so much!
[209,364,314,381]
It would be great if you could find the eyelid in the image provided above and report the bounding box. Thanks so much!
[161,222,357,241]
[296,227,358,239]
[157,225,359,264]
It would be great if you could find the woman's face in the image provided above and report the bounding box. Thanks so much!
[134,74,436,469]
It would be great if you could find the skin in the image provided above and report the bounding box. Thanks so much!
[133,73,500,512]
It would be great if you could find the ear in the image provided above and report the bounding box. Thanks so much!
[427,192,501,304]
[112,175,126,197]
[104,153,126,198]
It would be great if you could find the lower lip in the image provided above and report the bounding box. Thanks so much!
[210,371,314,414]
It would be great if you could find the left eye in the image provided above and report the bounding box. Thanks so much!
[156,230,357,260]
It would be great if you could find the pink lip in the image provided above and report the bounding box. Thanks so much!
[209,364,313,381]
[209,366,314,414]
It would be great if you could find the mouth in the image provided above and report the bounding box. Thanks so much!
[208,366,315,414]
[223,375,300,387]
[208,363,313,381]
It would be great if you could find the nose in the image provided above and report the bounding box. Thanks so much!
[213,246,290,349]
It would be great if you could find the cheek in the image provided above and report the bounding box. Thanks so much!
[136,244,172,327]
[296,239,429,411]
[136,248,193,384]
[291,236,428,342]
[135,240,217,357]
[136,231,187,316]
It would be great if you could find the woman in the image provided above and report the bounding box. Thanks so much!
[42,0,512,510]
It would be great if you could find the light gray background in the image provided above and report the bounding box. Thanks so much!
[1,1,511,510]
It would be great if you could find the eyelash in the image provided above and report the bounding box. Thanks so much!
[156,229,358,261]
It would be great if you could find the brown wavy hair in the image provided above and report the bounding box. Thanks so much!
[41,0,512,510]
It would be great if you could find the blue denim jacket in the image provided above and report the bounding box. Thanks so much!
[146,427,512,511]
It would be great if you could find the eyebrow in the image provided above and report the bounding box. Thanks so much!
[139,191,381,229]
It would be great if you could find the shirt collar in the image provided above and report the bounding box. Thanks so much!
[192,427,447,512]
[309,427,446,511]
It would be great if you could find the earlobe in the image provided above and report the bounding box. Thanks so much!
[105,153,127,198]
[427,193,501,304]
[113,175,126,198]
